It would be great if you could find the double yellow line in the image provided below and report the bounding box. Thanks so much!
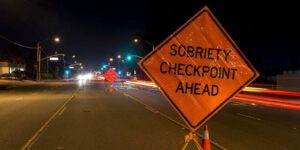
[21,92,77,150]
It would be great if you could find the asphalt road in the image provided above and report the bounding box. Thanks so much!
[118,83,300,150]
[0,80,299,150]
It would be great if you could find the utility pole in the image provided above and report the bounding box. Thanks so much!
[46,56,49,80]
[36,43,41,81]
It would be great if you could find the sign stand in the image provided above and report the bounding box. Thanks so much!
[181,131,203,150]
[103,68,119,93]
[138,6,259,150]
[108,83,115,93]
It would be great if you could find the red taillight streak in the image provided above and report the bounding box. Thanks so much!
[238,93,300,105]
[261,90,300,97]
[233,97,300,111]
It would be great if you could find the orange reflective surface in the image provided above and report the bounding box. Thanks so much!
[103,68,119,83]
[139,6,259,130]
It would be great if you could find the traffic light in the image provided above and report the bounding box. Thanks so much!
[126,55,132,61]
[65,69,70,75]
[118,70,122,75]
[102,65,107,69]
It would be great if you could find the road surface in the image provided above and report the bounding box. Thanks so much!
[0,80,299,150]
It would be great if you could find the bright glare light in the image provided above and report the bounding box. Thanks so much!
[78,79,87,86]
[126,55,132,61]
[49,57,59,61]
[134,38,139,43]
[117,55,121,59]
[54,37,60,43]
[109,58,113,62]
[77,73,92,80]
[65,70,70,75]
[242,87,267,92]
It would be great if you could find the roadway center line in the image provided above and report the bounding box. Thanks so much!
[237,113,261,121]
[20,92,77,150]
[118,89,227,150]
[58,107,67,116]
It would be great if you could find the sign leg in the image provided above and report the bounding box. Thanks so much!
[181,132,203,150]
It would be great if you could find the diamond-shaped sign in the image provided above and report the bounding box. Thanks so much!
[138,6,259,130]
[103,68,119,83]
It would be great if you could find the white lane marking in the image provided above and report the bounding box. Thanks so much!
[145,106,159,114]
[230,101,257,106]
[237,113,261,121]
[230,101,248,106]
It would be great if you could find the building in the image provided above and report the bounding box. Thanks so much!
[0,61,25,76]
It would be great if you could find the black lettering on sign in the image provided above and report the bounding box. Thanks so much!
[186,46,195,57]
[211,84,219,96]
[160,62,168,74]
[170,44,177,56]
[178,45,186,57]
[175,82,219,96]
[176,81,184,93]
[166,43,237,97]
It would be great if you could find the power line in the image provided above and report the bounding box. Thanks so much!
[0,34,36,50]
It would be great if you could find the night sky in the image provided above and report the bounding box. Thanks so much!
[0,0,299,74]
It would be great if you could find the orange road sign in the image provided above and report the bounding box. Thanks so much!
[103,68,119,83]
[138,6,259,131]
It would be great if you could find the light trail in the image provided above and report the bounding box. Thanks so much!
[233,96,300,111]
[124,80,300,111]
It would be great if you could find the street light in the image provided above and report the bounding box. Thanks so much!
[40,53,65,80]
[36,36,61,81]
[109,58,113,62]
[72,55,76,59]
[116,55,122,71]
[54,37,60,43]
[126,54,143,61]
[133,38,154,50]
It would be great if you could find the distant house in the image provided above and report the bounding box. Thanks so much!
[0,61,25,76]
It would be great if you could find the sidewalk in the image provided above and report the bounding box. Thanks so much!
[0,79,38,89]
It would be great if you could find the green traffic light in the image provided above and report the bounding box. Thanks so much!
[127,55,132,61]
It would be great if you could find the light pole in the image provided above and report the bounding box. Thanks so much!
[133,38,155,51]
[36,42,41,81]
[41,54,65,79]
[128,54,143,59]
[36,36,60,81]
